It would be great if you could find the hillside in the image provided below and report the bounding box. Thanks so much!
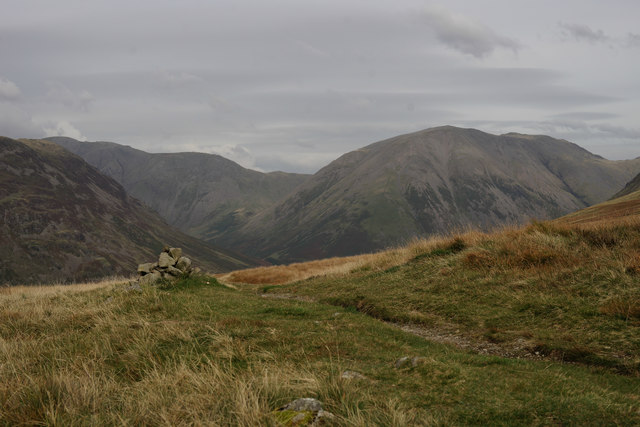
[220,193,640,379]
[47,137,309,240]
[0,137,258,285]
[220,126,640,262]
[2,215,639,424]
[613,171,640,199]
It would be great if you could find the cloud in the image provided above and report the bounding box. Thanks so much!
[43,120,87,141]
[207,144,260,170]
[45,81,94,112]
[421,6,520,58]
[627,33,640,47]
[558,22,609,44]
[0,77,21,100]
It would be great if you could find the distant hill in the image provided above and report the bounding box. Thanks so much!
[612,171,640,199]
[219,126,640,262]
[47,137,309,241]
[0,137,258,285]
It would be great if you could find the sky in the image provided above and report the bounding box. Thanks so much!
[1,0,639,173]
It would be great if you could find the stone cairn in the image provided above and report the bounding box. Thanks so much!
[137,246,193,285]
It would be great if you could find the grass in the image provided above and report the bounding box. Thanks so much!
[1,273,639,425]
[3,197,640,424]
[223,219,640,377]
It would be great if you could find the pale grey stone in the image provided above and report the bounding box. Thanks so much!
[168,247,182,260]
[158,252,175,268]
[166,265,183,277]
[279,398,323,412]
[139,271,162,285]
[176,256,192,272]
[137,262,156,275]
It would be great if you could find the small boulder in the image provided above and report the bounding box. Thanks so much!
[166,265,183,277]
[168,247,182,261]
[273,398,334,426]
[280,398,323,412]
[158,252,176,268]
[139,270,162,286]
[340,370,366,380]
[176,256,192,272]
[137,262,156,275]
[395,356,426,369]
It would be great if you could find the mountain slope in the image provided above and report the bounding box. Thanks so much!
[0,137,258,285]
[221,126,640,262]
[47,137,309,241]
[612,171,640,199]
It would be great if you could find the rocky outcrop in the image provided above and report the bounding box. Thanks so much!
[137,246,194,285]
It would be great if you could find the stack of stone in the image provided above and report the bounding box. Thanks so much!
[137,246,192,285]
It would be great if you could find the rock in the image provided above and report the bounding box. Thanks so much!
[176,256,192,272]
[394,356,411,369]
[273,398,333,426]
[135,246,194,286]
[280,398,323,412]
[395,356,426,369]
[139,270,162,286]
[126,281,142,292]
[137,262,156,275]
[166,265,183,277]
[158,252,176,268]
[411,356,426,367]
[340,370,366,380]
[313,409,336,425]
[168,247,182,260]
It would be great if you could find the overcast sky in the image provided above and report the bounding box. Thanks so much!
[1,0,639,172]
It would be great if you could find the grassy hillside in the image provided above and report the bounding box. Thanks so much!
[221,190,640,379]
[1,274,638,425]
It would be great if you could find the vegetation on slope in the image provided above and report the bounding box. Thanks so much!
[223,126,640,263]
[0,137,258,285]
[222,194,640,377]
[613,172,640,199]
[48,136,310,242]
[1,275,639,425]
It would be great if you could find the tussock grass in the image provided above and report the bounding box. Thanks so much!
[0,275,134,296]
[234,216,640,376]
[2,275,639,424]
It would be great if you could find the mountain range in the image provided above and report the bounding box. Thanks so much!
[0,136,258,285]
[48,137,309,241]
[222,126,640,261]
[49,126,640,263]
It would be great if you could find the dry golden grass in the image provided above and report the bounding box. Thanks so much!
[218,229,490,286]
[0,275,135,296]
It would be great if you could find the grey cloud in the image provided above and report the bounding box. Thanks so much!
[45,81,94,112]
[421,7,520,58]
[559,22,609,44]
[627,33,640,47]
[549,112,619,121]
[0,76,21,100]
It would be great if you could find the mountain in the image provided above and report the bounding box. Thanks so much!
[47,137,309,241]
[612,171,640,199]
[219,126,640,262]
[0,137,258,285]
